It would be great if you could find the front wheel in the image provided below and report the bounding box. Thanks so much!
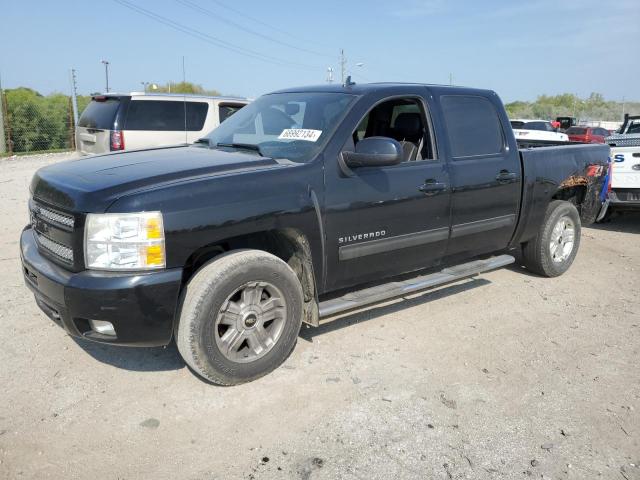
[176,250,304,385]
[522,200,581,277]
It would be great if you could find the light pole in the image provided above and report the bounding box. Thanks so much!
[140,81,150,93]
[326,67,334,83]
[101,60,110,93]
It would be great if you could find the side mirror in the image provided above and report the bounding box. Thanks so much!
[342,136,403,168]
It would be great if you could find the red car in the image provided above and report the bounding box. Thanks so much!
[565,126,609,143]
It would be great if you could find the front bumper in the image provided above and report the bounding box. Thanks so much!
[20,227,183,346]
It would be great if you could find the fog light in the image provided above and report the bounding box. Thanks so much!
[88,320,116,336]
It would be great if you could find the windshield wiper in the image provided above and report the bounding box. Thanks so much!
[215,142,264,156]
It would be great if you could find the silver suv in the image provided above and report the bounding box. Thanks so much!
[76,93,249,155]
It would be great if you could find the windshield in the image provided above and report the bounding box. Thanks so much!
[204,92,356,162]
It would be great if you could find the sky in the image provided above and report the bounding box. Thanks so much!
[1,0,638,102]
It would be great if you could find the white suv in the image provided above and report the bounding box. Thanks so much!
[76,93,249,155]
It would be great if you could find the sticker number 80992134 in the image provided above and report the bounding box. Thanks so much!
[278,129,322,142]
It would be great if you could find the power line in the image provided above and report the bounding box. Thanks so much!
[113,0,321,71]
[207,0,331,48]
[175,0,332,58]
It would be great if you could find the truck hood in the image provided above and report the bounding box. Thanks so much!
[31,145,288,212]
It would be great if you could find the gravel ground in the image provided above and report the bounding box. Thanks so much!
[0,152,639,480]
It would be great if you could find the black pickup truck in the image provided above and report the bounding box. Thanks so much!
[21,82,609,385]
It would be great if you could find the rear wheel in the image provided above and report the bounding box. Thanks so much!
[522,200,581,277]
[177,250,304,385]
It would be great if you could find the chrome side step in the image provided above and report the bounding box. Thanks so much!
[318,254,515,318]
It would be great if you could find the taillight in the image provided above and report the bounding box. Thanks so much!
[110,130,125,151]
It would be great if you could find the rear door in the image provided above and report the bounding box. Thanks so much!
[76,96,123,154]
[439,93,521,258]
[123,99,210,149]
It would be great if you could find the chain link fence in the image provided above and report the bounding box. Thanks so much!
[0,88,90,156]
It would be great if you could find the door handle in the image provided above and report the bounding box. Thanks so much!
[496,170,517,183]
[419,180,447,195]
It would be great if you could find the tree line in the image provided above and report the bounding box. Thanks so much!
[505,93,639,122]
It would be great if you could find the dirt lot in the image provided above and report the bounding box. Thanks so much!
[0,153,638,480]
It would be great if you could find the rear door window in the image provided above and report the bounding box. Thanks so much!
[78,98,121,129]
[124,100,209,131]
[441,95,504,158]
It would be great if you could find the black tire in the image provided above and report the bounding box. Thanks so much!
[522,200,581,277]
[176,250,303,385]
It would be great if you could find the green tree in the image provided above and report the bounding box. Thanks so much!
[4,87,74,153]
[505,93,640,122]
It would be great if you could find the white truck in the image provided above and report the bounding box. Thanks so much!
[603,114,640,214]
[510,119,569,143]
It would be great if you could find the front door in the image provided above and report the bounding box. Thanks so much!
[323,95,451,292]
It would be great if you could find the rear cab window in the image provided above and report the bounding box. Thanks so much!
[441,95,504,158]
[124,100,209,131]
[566,127,587,135]
[78,97,121,129]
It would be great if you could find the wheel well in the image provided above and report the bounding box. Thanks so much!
[182,229,319,326]
[552,184,586,206]
[553,178,601,225]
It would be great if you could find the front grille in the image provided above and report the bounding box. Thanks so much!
[33,204,75,228]
[34,232,74,263]
[30,200,80,268]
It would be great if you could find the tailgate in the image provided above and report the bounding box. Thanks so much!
[611,146,640,189]
[76,97,123,155]
[76,126,111,155]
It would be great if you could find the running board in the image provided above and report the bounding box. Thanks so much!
[318,254,515,318]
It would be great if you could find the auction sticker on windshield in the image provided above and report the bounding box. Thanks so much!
[278,129,322,142]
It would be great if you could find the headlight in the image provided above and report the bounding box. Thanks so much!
[85,212,165,270]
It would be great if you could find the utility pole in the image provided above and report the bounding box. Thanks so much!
[449,73,453,86]
[340,49,347,84]
[69,69,79,125]
[622,96,626,120]
[101,60,110,92]
[0,72,6,154]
